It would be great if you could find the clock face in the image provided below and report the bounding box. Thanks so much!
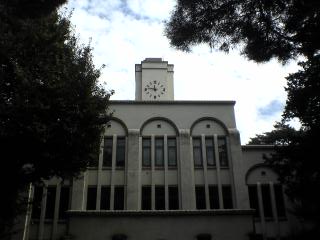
[144,80,166,99]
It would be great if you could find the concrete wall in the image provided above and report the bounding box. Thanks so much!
[68,211,254,240]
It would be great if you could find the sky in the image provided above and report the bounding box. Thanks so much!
[64,0,300,144]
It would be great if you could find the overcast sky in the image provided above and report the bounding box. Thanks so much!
[64,0,300,144]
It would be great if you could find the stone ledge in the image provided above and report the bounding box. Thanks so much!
[68,209,254,217]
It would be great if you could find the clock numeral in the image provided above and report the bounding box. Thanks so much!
[144,88,147,91]
[154,96,156,99]
[154,80,157,84]
[163,88,165,91]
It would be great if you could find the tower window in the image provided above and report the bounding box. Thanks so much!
[195,186,206,209]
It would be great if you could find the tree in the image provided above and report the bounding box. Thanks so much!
[165,0,320,63]
[0,1,111,237]
[166,0,320,226]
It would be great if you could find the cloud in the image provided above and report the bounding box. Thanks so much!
[64,0,300,144]
[258,100,284,117]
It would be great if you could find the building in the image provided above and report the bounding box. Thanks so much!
[23,58,301,240]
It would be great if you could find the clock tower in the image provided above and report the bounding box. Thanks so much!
[135,58,174,101]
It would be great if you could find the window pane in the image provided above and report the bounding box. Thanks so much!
[142,138,151,167]
[195,186,206,209]
[155,138,164,167]
[261,185,273,218]
[218,137,228,167]
[155,186,165,210]
[101,186,111,210]
[116,137,125,167]
[59,186,70,220]
[274,185,286,218]
[222,185,233,209]
[169,186,179,210]
[32,186,43,219]
[86,186,97,210]
[141,186,151,210]
[45,186,56,219]
[205,137,215,166]
[209,186,219,209]
[103,137,113,167]
[193,138,202,167]
[248,185,260,218]
[114,186,124,210]
[168,138,177,166]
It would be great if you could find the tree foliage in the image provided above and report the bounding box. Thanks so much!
[165,0,320,63]
[0,0,111,236]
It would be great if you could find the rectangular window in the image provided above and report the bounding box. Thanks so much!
[103,137,113,167]
[155,186,165,210]
[205,137,215,166]
[45,186,56,219]
[274,185,286,218]
[169,186,179,210]
[59,186,70,220]
[168,137,177,167]
[86,186,97,210]
[155,138,164,167]
[218,137,228,167]
[209,185,219,209]
[100,186,111,210]
[195,186,206,209]
[142,138,151,167]
[248,185,260,218]
[32,186,43,219]
[116,137,125,167]
[114,186,124,210]
[222,185,233,209]
[261,185,273,218]
[193,138,203,167]
[141,186,151,210]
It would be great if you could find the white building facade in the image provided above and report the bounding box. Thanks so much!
[22,58,300,240]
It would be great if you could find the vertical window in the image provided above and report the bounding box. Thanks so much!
[169,186,179,210]
[205,137,215,166]
[195,186,206,209]
[45,186,56,219]
[218,137,228,167]
[209,185,219,209]
[274,184,286,218]
[103,137,113,167]
[59,186,70,220]
[32,186,43,219]
[248,185,260,217]
[193,138,203,167]
[114,186,124,210]
[142,138,151,167]
[155,138,164,167]
[168,137,177,167]
[86,186,97,210]
[116,137,125,167]
[100,186,111,210]
[222,185,233,209]
[141,186,151,210]
[155,186,165,210]
[261,185,273,218]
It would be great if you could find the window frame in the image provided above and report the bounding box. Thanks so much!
[193,137,203,167]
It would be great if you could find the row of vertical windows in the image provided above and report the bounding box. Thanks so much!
[195,185,233,209]
[32,186,70,220]
[193,136,228,167]
[142,137,177,167]
[248,184,286,219]
[103,137,126,167]
[87,186,125,210]
[141,186,179,210]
